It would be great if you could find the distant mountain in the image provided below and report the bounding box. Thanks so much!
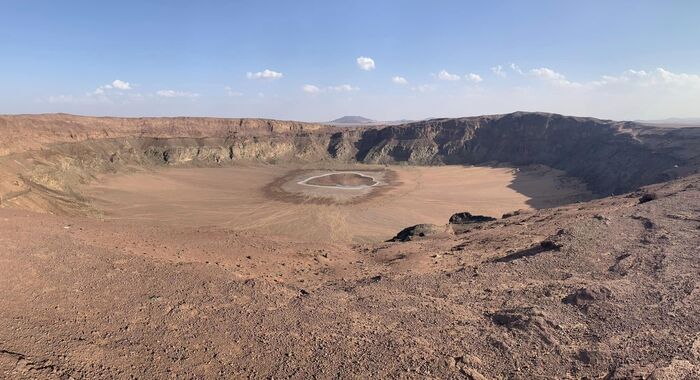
[327,116,420,126]
[637,117,700,127]
[329,116,377,124]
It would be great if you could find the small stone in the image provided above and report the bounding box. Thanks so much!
[639,192,657,204]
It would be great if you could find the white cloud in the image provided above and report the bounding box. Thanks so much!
[329,84,358,92]
[466,73,483,83]
[529,67,582,88]
[302,84,358,93]
[510,63,524,75]
[48,95,77,104]
[356,56,375,71]
[529,67,566,81]
[392,76,408,85]
[246,69,283,80]
[156,90,199,98]
[437,70,461,81]
[224,86,243,96]
[491,65,506,78]
[111,79,131,90]
[654,68,700,86]
[90,80,128,96]
[302,84,321,93]
[501,65,700,90]
[591,67,700,88]
[412,84,436,93]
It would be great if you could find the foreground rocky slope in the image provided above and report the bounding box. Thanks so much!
[1,173,698,379]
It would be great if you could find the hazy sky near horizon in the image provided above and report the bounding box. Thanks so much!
[1,1,699,121]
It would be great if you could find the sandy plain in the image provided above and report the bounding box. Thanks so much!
[84,164,592,243]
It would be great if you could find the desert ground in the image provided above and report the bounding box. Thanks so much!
[83,164,591,243]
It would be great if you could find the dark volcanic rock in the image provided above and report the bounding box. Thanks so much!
[501,210,520,219]
[449,212,497,225]
[389,224,445,242]
[639,192,658,204]
[562,286,612,307]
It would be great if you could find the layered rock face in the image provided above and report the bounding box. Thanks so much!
[0,113,328,156]
[1,112,699,214]
[333,112,700,194]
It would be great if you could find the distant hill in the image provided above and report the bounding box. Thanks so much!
[328,116,418,126]
[329,116,377,125]
[637,117,700,127]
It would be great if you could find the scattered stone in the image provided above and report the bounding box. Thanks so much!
[456,355,482,367]
[494,239,562,263]
[502,209,526,219]
[575,348,611,368]
[648,359,700,380]
[448,212,497,225]
[491,309,530,330]
[692,336,700,360]
[562,286,611,307]
[539,239,562,251]
[639,192,657,204]
[460,368,488,380]
[388,224,447,242]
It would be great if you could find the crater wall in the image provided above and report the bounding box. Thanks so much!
[1,112,699,214]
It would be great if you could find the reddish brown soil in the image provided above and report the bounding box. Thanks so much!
[1,175,699,379]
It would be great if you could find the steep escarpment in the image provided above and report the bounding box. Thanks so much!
[1,112,699,214]
[0,113,327,156]
[332,112,700,194]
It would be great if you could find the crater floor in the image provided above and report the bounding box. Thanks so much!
[83,164,592,243]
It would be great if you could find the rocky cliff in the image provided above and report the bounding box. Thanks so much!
[0,113,328,156]
[334,112,700,194]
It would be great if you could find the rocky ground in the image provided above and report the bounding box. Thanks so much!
[1,173,699,379]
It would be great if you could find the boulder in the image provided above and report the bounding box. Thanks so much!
[448,212,497,225]
[562,286,611,307]
[502,209,529,219]
[388,224,445,242]
[639,192,658,204]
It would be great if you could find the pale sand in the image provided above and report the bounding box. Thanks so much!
[301,172,377,188]
[84,164,592,243]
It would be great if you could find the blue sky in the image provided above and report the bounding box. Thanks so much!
[1,1,699,121]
